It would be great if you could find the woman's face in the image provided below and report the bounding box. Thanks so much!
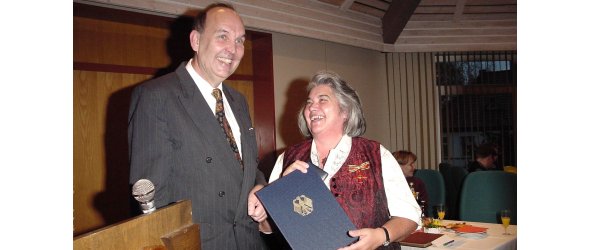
[304,85,346,138]
[401,160,416,177]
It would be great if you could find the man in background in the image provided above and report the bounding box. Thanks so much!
[467,143,500,172]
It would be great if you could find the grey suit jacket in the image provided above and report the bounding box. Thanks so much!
[128,62,267,249]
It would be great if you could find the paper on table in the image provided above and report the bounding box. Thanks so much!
[455,225,488,233]
[431,235,455,247]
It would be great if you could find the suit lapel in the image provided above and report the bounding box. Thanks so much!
[223,87,257,219]
[224,88,252,167]
[223,88,248,142]
[175,63,244,173]
[175,63,219,138]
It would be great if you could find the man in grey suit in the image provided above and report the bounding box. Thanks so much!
[128,3,269,249]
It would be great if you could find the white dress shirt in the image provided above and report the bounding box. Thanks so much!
[185,59,242,155]
[269,135,421,226]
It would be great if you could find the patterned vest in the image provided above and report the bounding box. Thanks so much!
[283,137,399,249]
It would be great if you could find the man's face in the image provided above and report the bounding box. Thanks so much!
[190,8,245,86]
[482,155,496,168]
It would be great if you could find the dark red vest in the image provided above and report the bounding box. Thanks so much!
[283,137,399,249]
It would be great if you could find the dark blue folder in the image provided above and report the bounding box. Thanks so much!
[256,169,358,249]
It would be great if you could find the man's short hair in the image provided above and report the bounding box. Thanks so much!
[193,3,236,32]
[475,143,498,158]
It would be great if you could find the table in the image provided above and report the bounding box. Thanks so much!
[401,220,517,250]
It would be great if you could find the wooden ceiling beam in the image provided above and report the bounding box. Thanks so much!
[340,0,355,10]
[382,0,421,44]
[454,0,466,21]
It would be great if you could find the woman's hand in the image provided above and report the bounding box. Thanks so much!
[337,228,384,250]
[280,160,310,177]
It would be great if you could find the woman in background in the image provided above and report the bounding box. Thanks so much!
[392,150,429,217]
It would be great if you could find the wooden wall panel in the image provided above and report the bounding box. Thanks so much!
[74,17,171,68]
[233,41,254,77]
[74,70,151,233]
[387,52,440,169]
[225,80,255,124]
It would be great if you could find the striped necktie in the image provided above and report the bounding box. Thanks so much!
[212,88,243,168]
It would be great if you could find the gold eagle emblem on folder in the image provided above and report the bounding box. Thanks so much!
[293,195,313,216]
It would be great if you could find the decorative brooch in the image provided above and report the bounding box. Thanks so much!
[348,161,370,183]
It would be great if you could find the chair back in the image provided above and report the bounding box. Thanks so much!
[438,163,451,183]
[459,171,517,224]
[439,164,468,220]
[414,169,446,217]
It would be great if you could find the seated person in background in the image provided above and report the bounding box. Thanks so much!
[267,71,421,249]
[392,150,429,215]
[467,143,500,172]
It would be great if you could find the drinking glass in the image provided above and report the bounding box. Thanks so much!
[500,209,511,235]
[436,204,446,221]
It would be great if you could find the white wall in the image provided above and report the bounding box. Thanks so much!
[272,32,391,152]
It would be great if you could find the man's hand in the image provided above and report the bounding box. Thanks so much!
[248,184,267,222]
[248,184,272,233]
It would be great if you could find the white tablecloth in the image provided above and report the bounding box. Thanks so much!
[401,220,517,250]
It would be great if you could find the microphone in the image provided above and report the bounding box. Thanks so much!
[132,179,156,214]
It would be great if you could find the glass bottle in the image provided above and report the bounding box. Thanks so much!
[409,182,417,200]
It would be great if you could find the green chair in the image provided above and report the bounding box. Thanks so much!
[414,169,446,218]
[458,171,517,224]
[439,163,468,220]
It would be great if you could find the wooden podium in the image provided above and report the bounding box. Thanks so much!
[74,200,200,250]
